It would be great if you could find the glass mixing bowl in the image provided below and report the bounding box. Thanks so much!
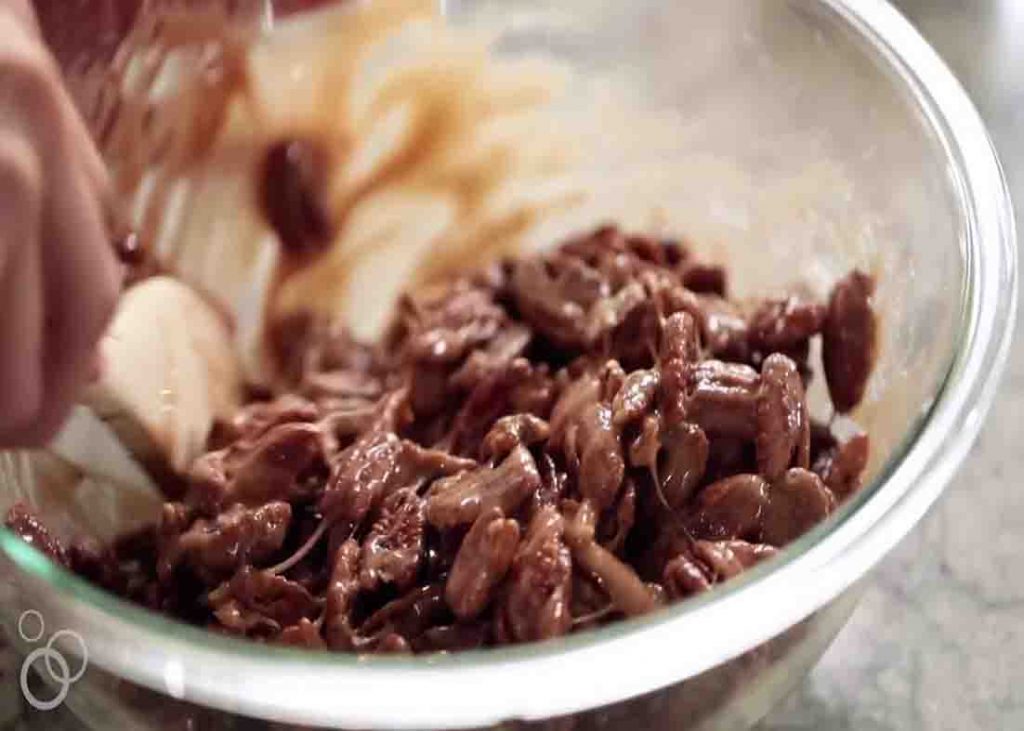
[0,0,1016,728]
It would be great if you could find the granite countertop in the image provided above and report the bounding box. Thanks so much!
[763,1,1024,728]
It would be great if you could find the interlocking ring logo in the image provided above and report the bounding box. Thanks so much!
[17,610,88,711]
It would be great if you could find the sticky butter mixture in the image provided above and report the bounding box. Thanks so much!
[6,224,876,654]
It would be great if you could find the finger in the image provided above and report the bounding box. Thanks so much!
[0,133,45,441]
[19,6,112,197]
[31,155,120,446]
[0,9,109,201]
[60,87,111,199]
[0,0,40,37]
[0,11,116,446]
[32,30,119,249]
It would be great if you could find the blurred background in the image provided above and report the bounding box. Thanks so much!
[764,1,1024,728]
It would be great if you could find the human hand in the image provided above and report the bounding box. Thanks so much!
[0,0,120,446]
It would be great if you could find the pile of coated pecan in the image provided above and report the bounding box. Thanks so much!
[6,226,876,653]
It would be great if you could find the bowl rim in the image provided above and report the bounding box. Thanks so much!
[1,0,1017,727]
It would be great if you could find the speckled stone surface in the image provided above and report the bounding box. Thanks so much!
[762,1,1024,729]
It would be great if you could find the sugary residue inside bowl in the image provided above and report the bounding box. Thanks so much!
[101,0,588,386]
[97,0,888,384]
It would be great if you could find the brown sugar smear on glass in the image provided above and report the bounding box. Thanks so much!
[34,0,345,288]
[7,220,878,653]
[82,0,571,394]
